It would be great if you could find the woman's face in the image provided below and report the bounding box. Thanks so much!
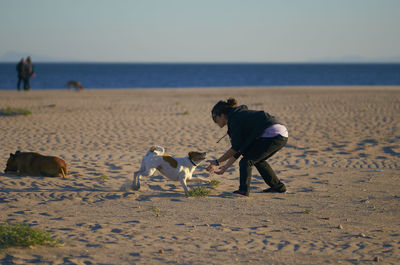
[213,113,227,128]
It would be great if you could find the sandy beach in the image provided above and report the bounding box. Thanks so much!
[0,86,399,264]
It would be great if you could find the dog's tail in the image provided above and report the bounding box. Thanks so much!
[147,145,165,155]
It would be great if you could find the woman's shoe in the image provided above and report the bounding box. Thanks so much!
[262,188,286,193]
[233,190,249,196]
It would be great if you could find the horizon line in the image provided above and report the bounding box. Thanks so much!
[1,60,400,64]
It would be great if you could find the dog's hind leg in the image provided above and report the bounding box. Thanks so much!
[132,171,141,190]
[132,168,157,190]
[132,162,146,189]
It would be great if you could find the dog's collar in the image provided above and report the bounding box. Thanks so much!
[189,158,197,166]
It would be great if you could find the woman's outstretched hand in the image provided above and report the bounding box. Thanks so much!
[206,157,237,175]
[206,160,217,172]
[214,165,228,175]
[206,160,226,175]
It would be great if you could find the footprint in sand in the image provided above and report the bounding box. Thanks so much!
[383,146,400,157]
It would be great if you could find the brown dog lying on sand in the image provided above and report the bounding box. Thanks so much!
[67,80,84,91]
[4,151,68,178]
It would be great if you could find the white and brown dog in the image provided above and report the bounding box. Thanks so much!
[132,145,209,194]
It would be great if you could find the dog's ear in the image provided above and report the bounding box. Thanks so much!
[9,153,14,158]
[15,150,21,154]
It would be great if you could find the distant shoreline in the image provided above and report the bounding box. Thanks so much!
[2,61,400,64]
[1,63,400,90]
[1,85,400,93]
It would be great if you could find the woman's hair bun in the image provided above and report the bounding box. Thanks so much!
[211,97,238,116]
[227,97,238,107]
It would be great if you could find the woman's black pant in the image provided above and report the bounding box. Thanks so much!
[238,135,287,194]
[23,77,31,91]
[17,76,24,90]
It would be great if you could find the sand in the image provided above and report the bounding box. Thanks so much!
[0,86,399,264]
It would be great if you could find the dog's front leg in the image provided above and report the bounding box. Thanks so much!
[179,174,190,195]
[190,176,211,184]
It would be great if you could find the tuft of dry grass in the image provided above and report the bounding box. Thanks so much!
[0,107,32,116]
[99,174,109,181]
[209,180,220,187]
[149,206,161,217]
[187,186,211,197]
[0,222,62,248]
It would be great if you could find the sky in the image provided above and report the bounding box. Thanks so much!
[1,0,399,63]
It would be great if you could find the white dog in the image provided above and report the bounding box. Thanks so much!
[132,145,209,194]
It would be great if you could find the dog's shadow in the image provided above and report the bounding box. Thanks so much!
[147,184,167,191]
[135,191,184,202]
[121,176,185,201]
[1,172,133,204]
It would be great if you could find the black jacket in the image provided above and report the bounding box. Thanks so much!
[227,105,280,158]
[16,62,25,78]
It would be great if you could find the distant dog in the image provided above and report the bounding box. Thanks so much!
[4,151,68,178]
[132,145,209,194]
[67,80,84,91]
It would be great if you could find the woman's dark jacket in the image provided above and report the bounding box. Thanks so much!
[227,105,280,158]
[16,62,26,78]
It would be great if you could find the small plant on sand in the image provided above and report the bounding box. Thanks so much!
[0,222,62,248]
[0,107,32,116]
[303,209,312,214]
[209,179,220,187]
[99,174,109,181]
[187,186,211,197]
[149,206,161,217]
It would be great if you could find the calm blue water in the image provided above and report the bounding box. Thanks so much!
[1,63,399,90]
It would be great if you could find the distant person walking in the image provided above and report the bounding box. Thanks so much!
[24,56,36,91]
[16,58,26,91]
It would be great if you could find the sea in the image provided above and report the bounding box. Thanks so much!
[1,63,399,90]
